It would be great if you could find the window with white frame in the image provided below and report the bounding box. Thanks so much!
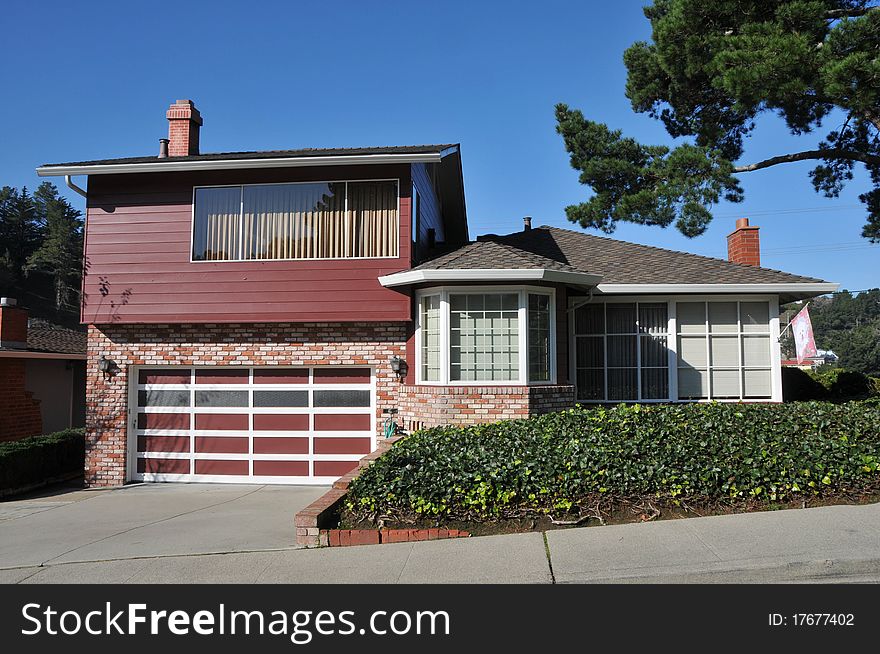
[573,302,670,401]
[417,288,555,384]
[677,301,772,400]
[192,180,399,261]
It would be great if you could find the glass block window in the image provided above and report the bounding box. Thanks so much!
[677,301,772,400]
[449,293,519,381]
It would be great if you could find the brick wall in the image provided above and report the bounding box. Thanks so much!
[399,384,575,431]
[86,322,408,487]
[86,322,578,486]
[0,359,43,442]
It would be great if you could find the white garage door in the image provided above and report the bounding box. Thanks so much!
[129,367,375,484]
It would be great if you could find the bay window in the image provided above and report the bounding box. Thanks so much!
[192,179,399,261]
[416,288,556,385]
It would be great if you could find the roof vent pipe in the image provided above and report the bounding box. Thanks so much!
[523,216,532,231]
[158,138,169,159]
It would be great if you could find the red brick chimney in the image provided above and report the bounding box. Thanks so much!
[727,218,760,267]
[166,99,202,157]
[0,298,28,349]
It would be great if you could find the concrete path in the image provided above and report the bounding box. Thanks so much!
[2,483,879,583]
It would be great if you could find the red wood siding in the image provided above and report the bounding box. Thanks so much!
[83,165,413,324]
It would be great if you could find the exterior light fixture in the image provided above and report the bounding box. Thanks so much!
[98,355,116,374]
[389,355,407,380]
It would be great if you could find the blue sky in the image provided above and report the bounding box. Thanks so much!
[2,0,876,291]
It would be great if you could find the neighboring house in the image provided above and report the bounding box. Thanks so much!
[36,100,839,488]
[0,298,87,441]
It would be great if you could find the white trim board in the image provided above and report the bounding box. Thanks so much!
[380,268,602,288]
[596,283,839,294]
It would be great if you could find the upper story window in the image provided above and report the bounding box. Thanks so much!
[192,180,399,261]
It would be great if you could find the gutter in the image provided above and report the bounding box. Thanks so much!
[37,152,445,177]
[595,283,840,294]
[65,175,87,198]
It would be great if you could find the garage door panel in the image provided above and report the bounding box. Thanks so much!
[138,457,190,474]
[252,414,310,431]
[139,390,190,407]
[253,390,309,407]
[195,369,249,384]
[195,459,249,475]
[253,460,310,476]
[133,366,374,484]
[314,437,372,455]
[253,369,309,384]
[139,369,191,385]
[314,413,372,431]
[195,436,250,454]
[137,435,189,453]
[314,460,359,477]
[313,390,371,407]
[194,413,249,430]
[313,368,371,384]
[194,390,249,407]
[138,412,189,430]
[253,437,309,454]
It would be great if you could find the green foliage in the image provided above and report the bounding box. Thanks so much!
[782,366,829,401]
[783,290,880,375]
[26,183,85,311]
[0,182,83,324]
[347,403,880,520]
[809,367,879,398]
[556,1,880,240]
[0,428,84,492]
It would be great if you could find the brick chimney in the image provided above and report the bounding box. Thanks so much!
[166,99,202,157]
[0,298,28,349]
[727,218,760,267]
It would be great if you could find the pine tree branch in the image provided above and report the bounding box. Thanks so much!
[825,6,878,20]
[733,149,880,173]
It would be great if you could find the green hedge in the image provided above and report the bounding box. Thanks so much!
[0,428,85,493]
[346,403,880,520]
[783,367,880,402]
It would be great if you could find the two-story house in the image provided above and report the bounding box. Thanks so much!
[38,100,838,488]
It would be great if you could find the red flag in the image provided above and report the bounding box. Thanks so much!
[791,305,817,364]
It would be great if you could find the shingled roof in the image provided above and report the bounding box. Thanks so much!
[413,225,827,286]
[15,319,87,356]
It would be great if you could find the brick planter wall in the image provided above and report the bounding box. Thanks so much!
[399,384,575,431]
[86,322,408,487]
[0,359,42,442]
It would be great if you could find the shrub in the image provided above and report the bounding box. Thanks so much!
[782,367,828,401]
[347,403,880,521]
[0,428,85,493]
[810,368,878,400]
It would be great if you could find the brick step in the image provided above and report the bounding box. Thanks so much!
[319,528,470,547]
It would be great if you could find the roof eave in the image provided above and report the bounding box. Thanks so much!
[595,282,839,296]
[36,151,449,177]
[378,268,603,288]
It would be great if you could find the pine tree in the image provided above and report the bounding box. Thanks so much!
[0,186,42,292]
[556,1,880,240]
[26,182,84,311]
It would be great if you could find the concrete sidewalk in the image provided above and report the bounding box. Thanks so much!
[2,492,879,583]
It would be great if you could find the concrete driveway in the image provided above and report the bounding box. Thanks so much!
[0,483,325,569]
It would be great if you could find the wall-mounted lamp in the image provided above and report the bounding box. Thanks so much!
[98,355,117,375]
[389,355,407,380]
